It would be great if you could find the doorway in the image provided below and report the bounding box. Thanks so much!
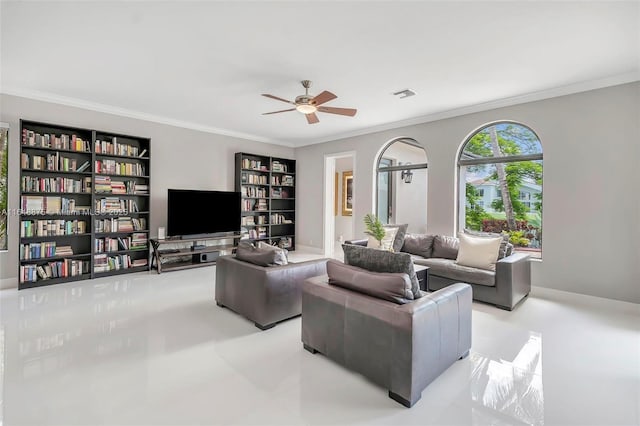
[323,152,355,258]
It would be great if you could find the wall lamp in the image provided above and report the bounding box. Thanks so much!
[400,162,413,184]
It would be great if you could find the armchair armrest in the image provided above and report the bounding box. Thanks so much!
[344,238,368,246]
[495,252,531,310]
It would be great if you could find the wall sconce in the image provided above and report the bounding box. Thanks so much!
[401,169,413,183]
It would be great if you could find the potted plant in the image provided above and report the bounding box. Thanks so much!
[363,213,387,249]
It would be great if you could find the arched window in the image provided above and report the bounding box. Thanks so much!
[375,138,428,233]
[458,122,543,258]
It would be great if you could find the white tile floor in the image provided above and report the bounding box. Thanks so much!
[0,258,638,425]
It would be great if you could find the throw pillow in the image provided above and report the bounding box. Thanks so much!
[342,243,423,299]
[432,235,460,260]
[401,233,435,258]
[455,232,503,271]
[235,241,288,266]
[464,228,510,259]
[366,226,398,251]
[327,260,414,304]
[256,241,288,265]
[385,223,408,253]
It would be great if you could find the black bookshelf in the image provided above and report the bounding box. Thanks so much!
[235,152,295,250]
[18,120,151,289]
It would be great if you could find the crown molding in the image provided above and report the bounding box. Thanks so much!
[0,87,295,148]
[293,71,640,147]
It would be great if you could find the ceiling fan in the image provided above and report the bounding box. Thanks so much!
[262,80,357,124]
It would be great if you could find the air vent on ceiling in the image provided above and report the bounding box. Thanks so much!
[393,89,417,99]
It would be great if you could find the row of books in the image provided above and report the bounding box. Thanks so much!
[242,173,268,185]
[94,176,148,194]
[20,259,90,283]
[95,139,147,157]
[270,214,293,225]
[242,215,268,226]
[95,160,145,176]
[95,234,147,253]
[271,175,294,186]
[22,153,90,173]
[241,158,268,171]
[21,219,88,237]
[247,227,268,239]
[94,198,140,214]
[271,188,291,199]
[21,196,90,214]
[241,186,268,198]
[22,129,90,152]
[271,161,289,172]
[94,254,147,273]
[94,217,147,233]
[20,242,61,260]
[242,199,268,212]
[21,176,92,193]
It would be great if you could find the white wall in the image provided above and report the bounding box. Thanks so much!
[295,82,640,304]
[0,94,294,284]
[334,157,354,243]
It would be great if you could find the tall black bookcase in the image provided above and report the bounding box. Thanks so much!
[19,120,151,289]
[235,152,295,250]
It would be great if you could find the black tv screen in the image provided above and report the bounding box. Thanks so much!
[167,189,241,237]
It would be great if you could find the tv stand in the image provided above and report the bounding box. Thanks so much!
[150,234,242,274]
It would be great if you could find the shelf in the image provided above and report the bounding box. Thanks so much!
[94,248,148,255]
[93,211,149,216]
[270,197,295,200]
[20,253,92,263]
[19,273,91,290]
[21,144,92,155]
[95,230,149,236]
[271,209,295,212]
[95,173,149,178]
[241,168,269,172]
[21,233,92,241]
[156,244,236,258]
[94,265,149,276]
[271,171,295,175]
[270,223,294,226]
[21,191,92,196]
[152,234,241,244]
[95,193,150,197]
[22,168,92,176]
[95,152,150,160]
[19,212,92,218]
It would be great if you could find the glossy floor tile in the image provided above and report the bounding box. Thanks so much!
[0,261,638,425]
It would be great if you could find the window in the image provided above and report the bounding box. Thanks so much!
[458,122,543,258]
[0,124,7,250]
[375,138,428,233]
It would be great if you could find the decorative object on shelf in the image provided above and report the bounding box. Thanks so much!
[342,170,353,216]
[261,80,357,125]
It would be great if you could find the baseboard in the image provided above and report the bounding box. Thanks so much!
[0,277,18,290]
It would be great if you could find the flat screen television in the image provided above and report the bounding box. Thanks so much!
[167,189,241,237]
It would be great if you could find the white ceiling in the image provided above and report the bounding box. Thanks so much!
[1,1,639,147]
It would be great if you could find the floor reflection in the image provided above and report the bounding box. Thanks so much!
[470,332,544,425]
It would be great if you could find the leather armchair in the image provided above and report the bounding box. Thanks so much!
[302,276,472,407]
[215,255,328,330]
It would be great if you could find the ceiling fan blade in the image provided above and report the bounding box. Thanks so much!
[317,106,357,116]
[262,108,296,115]
[262,94,295,104]
[306,112,320,124]
[312,90,337,106]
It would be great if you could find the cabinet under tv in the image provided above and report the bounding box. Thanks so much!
[150,233,242,274]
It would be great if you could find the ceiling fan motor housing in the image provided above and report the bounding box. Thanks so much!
[295,95,315,106]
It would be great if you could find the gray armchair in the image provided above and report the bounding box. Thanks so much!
[215,255,328,330]
[302,271,472,407]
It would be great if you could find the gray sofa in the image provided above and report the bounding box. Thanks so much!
[302,260,472,407]
[215,255,328,330]
[347,233,531,310]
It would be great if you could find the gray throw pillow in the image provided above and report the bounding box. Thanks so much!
[327,260,413,304]
[235,241,288,266]
[401,233,435,258]
[257,241,288,265]
[432,235,459,260]
[464,229,510,259]
[342,243,423,299]
[384,223,408,253]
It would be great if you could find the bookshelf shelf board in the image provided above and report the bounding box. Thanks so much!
[270,197,295,200]
[22,169,93,176]
[21,233,92,241]
[95,152,150,160]
[21,191,92,196]
[93,211,150,216]
[20,253,92,263]
[95,230,149,237]
[21,144,91,155]
[272,184,295,187]
[19,273,92,289]
[242,168,269,172]
[271,171,295,175]
[95,248,149,256]
[93,266,149,276]
[95,192,150,197]
[95,173,150,179]
[271,209,295,212]
[19,212,92,218]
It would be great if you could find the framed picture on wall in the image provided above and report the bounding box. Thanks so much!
[342,171,353,216]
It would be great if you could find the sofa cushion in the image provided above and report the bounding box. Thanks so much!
[326,259,414,304]
[385,223,408,253]
[401,233,435,258]
[235,241,288,266]
[456,233,503,271]
[342,243,423,299]
[413,257,496,287]
[464,229,510,259]
[366,226,398,251]
[431,235,459,260]
[256,241,289,265]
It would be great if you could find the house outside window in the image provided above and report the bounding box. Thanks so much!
[458,122,543,258]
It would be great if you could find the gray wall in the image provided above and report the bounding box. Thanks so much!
[295,82,640,304]
[0,94,294,284]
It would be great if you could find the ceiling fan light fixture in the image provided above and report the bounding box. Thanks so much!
[296,104,317,114]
